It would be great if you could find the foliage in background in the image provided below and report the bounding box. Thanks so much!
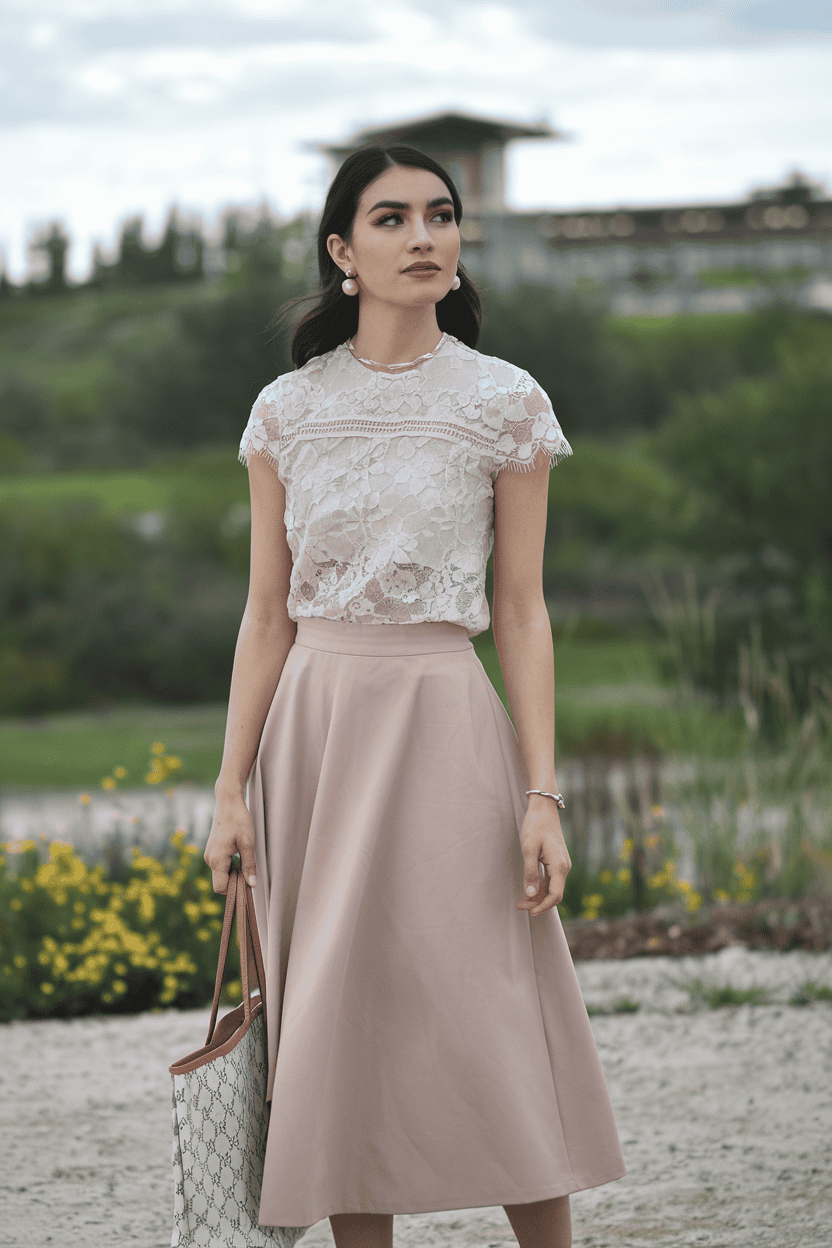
[1,228,831,734]
[0,496,247,714]
[0,831,248,1023]
[651,344,832,692]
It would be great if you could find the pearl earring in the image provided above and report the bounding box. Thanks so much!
[450,274,461,291]
[342,268,358,295]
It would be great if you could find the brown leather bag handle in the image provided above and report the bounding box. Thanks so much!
[244,869,269,1021]
[204,863,267,1047]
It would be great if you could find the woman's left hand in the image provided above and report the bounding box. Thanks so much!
[516,799,572,916]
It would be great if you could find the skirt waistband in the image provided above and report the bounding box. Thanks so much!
[294,616,474,656]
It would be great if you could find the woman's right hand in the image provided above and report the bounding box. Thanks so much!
[204,792,258,894]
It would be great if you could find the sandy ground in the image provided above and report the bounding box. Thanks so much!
[1,948,830,1248]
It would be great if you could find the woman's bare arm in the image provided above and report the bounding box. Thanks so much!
[492,447,570,914]
[205,451,296,892]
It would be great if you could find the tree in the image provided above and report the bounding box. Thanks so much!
[27,223,70,294]
[654,341,832,680]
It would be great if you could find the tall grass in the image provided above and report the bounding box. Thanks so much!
[637,569,832,907]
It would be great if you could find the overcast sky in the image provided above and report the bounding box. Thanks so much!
[2,0,831,280]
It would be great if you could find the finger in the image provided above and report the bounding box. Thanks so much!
[530,865,564,915]
[529,887,559,915]
[522,851,542,900]
[208,853,232,894]
[237,835,258,890]
[516,863,543,913]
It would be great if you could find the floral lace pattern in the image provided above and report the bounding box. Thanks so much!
[238,334,572,636]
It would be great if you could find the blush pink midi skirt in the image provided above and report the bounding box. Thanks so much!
[245,616,625,1229]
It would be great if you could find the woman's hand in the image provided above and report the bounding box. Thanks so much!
[516,797,571,916]
[204,792,258,894]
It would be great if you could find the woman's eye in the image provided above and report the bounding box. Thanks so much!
[374,210,454,226]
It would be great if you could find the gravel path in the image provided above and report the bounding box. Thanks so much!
[1,949,830,1248]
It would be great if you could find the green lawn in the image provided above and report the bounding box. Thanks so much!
[0,701,230,792]
[0,445,247,514]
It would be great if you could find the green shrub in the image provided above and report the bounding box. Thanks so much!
[788,981,832,1006]
[680,978,770,1009]
[0,831,242,1022]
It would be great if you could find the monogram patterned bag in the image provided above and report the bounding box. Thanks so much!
[169,864,310,1248]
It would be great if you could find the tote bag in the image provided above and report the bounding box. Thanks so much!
[169,863,311,1248]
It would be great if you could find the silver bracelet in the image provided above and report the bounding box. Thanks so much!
[526,789,566,809]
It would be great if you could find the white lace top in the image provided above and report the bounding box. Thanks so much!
[238,332,572,637]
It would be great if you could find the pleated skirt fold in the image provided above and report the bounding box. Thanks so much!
[244,616,625,1227]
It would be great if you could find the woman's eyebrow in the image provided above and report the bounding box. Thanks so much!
[366,196,454,214]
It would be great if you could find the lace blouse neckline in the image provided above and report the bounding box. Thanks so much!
[339,332,452,377]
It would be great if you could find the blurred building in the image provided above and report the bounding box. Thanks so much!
[320,110,832,315]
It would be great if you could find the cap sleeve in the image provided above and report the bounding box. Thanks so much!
[238,384,280,471]
[492,374,572,476]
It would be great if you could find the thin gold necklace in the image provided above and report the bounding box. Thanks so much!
[347,333,447,371]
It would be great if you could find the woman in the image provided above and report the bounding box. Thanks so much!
[204,145,625,1248]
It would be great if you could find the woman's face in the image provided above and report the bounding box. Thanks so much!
[327,165,461,308]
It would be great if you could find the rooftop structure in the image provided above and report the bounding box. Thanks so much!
[317,110,561,215]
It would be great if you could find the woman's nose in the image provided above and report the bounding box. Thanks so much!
[407,219,434,249]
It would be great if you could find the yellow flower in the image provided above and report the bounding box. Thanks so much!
[114,766,127,778]
[10,897,22,911]
[40,983,54,994]
[101,777,116,791]
[617,868,631,884]
[599,869,613,884]
[714,889,730,903]
[151,742,165,755]
[79,793,91,805]
[620,838,634,862]
[13,955,26,968]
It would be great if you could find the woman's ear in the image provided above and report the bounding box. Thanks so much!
[327,234,351,270]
